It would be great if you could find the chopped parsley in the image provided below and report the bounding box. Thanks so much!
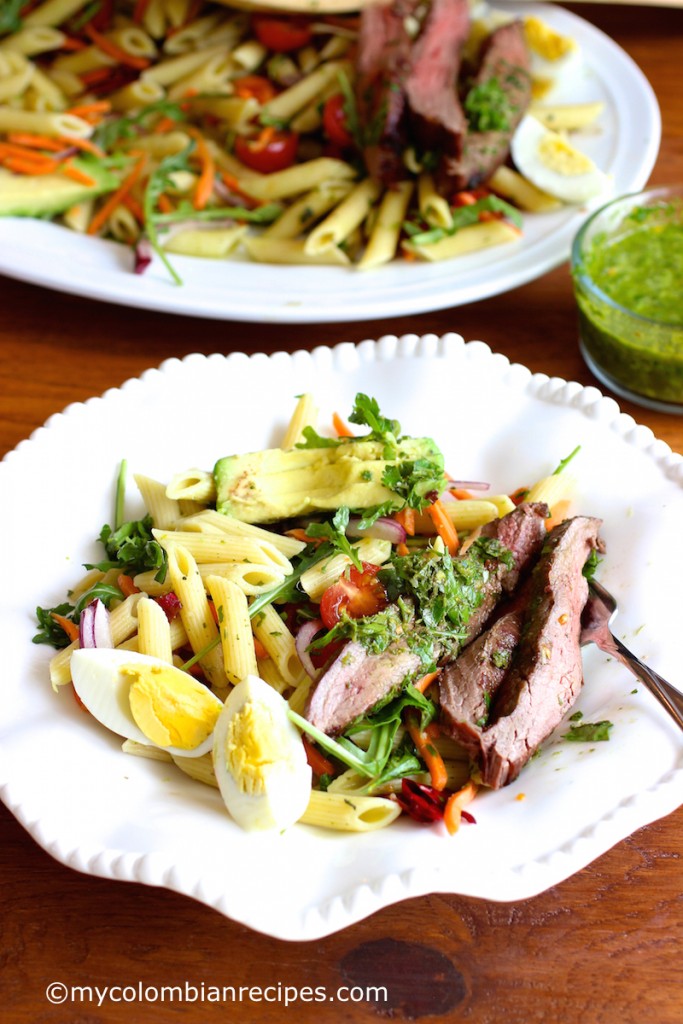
[464,78,513,133]
[564,720,613,742]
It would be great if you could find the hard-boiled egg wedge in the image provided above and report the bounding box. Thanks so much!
[212,675,312,833]
[523,16,582,99]
[71,648,223,758]
[511,114,610,204]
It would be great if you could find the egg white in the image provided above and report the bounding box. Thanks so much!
[511,114,610,204]
[524,16,582,99]
[71,648,222,758]
[212,675,312,832]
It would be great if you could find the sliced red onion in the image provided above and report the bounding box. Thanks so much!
[449,480,490,491]
[134,238,153,275]
[295,618,324,681]
[78,599,113,650]
[346,516,406,544]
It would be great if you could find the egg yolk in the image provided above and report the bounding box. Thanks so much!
[223,702,292,796]
[125,664,220,750]
[524,16,575,61]
[538,135,594,177]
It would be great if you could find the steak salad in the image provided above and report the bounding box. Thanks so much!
[37,392,607,836]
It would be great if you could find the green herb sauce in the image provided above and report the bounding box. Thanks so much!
[574,204,683,405]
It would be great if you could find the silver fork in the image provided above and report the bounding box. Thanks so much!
[580,578,683,731]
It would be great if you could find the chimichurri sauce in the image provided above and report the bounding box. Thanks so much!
[574,205,683,406]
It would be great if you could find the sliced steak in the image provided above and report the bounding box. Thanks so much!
[355,0,418,183]
[304,502,548,735]
[404,0,470,163]
[305,638,421,735]
[439,609,523,759]
[443,20,532,190]
[465,500,548,636]
[477,516,603,789]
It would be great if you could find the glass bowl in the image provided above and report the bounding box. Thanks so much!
[571,185,683,413]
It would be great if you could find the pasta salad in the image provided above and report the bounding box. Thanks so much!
[35,392,606,836]
[1,0,609,279]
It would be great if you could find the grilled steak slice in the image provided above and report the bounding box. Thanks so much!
[465,500,548,637]
[477,516,603,789]
[439,609,523,758]
[304,502,548,735]
[305,638,422,735]
[443,20,532,190]
[355,0,417,183]
[404,0,470,163]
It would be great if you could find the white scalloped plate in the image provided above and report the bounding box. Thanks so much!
[1,336,682,940]
[0,3,660,323]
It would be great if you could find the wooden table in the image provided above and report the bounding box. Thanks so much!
[2,5,682,1021]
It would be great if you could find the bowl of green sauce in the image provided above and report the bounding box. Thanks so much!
[571,185,683,413]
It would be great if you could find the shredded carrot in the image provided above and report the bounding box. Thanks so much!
[60,35,88,51]
[66,100,111,121]
[59,135,106,159]
[85,24,151,70]
[405,712,448,791]
[117,574,140,597]
[62,160,96,186]
[153,115,178,135]
[87,154,147,236]
[7,133,65,152]
[51,612,79,643]
[427,499,459,555]
[302,736,335,778]
[509,486,529,506]
[396,542,409,557]
[332,411,354,438]
[413,670,440,694]
[253,637,269,660]
[156,192,174,214]
[453,191,478,207]
[122,191,144,223]
[394,506,415,536]
[443,780,478,835]
[2,156,60,175]
[545,499,571,532]
[187,128,215,210]
[221,171,260,207]
[0,141,58,164]
[449,488,474,501]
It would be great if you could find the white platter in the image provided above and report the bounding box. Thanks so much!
[0,4,660,323]
[1,335,682,940]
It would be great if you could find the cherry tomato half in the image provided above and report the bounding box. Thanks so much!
[319,562,388,630]
[234,129,299,173]
[322,92,354,148]
[232,74,277,104]
[252,14,313,52]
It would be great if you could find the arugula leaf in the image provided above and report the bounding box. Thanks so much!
[303,506,362,571]
[582,549,601,581]
[247,540,337,619]
[0,0,23,34]
[405,195,523,248]
[33,603,77,648]
[87,514,167,581]
[552,445,581,475]
[93,100,185,153]
[152,201,283,226]
[142,143,195,285]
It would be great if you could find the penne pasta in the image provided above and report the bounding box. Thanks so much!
[135,474,181,529]
[300,791,402,831]
[166,544,228,690]
[250,602,305,687]
[206,575,257,685]
[404,219,521,262]
[280,392,318,449]
[358,180,413,270]
[136,595,174,662]
[305,177,381,255]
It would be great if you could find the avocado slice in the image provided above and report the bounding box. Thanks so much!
[214,437,444,524]
[0,157,118,217]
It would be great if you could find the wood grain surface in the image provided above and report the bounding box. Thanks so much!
[1,5,682,1023]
